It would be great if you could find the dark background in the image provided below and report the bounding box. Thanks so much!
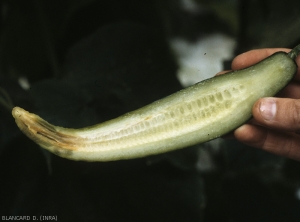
[1,0,300,221]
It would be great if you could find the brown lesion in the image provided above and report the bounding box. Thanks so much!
[12,107,79,151]
[144,116,152,121]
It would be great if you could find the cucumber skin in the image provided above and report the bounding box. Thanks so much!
[12,52,297,161]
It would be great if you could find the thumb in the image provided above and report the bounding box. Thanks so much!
[252,97,300,132]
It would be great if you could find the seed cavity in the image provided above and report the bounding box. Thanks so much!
[119,130,126,137]
[197,99,202,108]
[153,116,161,125]
[145,121,150,128]
[225,101,232,109]
[180,107,185,115]
[216,92,223,101]
[205,109,211,117]
[140,122,145,130]
[203,97,208,106]
[170,111,175,118]
[209,95,215,103]
[224,90,231,98]
[134,125,140,132]
[167,122,173,131]
[128,127,133,134]
[239,84,245,91]
[187,103,192,111]
[215,102,224,111]
[193,114,197,120]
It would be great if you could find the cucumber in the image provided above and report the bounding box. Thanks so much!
[12,45,300,161]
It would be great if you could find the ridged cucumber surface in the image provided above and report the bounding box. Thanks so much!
[12,48,299,161]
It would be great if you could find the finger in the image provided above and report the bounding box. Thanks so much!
[252,97,300,132]
[232,48,300,81]
[215,70,231,76]
[234,124,300,161]
[231,48,290,70]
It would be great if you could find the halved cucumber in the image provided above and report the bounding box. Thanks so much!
[12,45,300,161]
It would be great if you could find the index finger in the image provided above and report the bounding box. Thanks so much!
[232,48,290,69]
[232,48,300,81]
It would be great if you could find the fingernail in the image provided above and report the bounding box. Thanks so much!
[259,98,276,120]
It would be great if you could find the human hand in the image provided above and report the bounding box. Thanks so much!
[231,48,300,160]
